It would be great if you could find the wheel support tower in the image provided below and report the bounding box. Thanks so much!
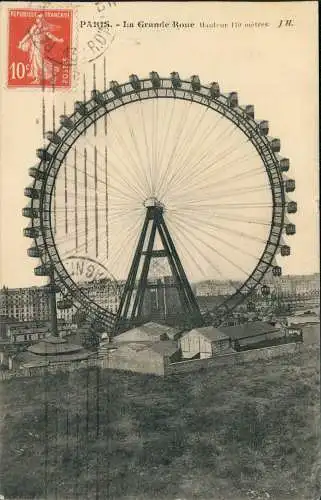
[114,200,204,334]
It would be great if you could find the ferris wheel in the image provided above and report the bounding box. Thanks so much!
[23,72,297,333]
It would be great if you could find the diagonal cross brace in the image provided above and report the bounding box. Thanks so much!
[113,203,203,334]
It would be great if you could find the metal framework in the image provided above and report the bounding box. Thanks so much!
[23,72,296,333]
[114,198,203,333]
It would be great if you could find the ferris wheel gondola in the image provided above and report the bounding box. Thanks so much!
[23,72,297,332]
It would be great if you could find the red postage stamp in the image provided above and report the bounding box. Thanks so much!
[7,8,73,89]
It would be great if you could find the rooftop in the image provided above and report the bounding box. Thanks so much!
[27,336,85,356]
[115,322,175,342]
[138,322,176,335]
[187,326,230,342]
[109,339,179,358]
[287,315,320,326]
[148,340,179,357]
[220,321,279,339]
[14,349,92,366]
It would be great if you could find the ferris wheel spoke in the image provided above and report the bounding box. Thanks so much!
[118,104,154,195]
[182,201,273,210]
[168,201,273,213]
[53,197,137,223]
[53,233,98,259]
[173,112,225,182]
[172,183,270,207]
[166,119,238,193]
[60,155,118,197]
[54,202,143,215]
[211,149,260,176]
[84,137,148,201]
[169,164,265,206]
[167,209,267,245]
[156,100,194,199]
[108,110,147,178]
[69,162,141,206]
[172,106,223,175]
[211,134,250,166]
[53,204,142,215]
[154,98,161,189]
[170,215,253,279]
[164,132,251,200]
[54,208,143,231]
[166,148,259,203]
[154,98,176,190]
[167,219,224,281]
[170,203,271,227]
[177,118,235,184]
[68,145,145,202]
[185,134,252,192]
[181,120,240,177]
[107,113,151,196]
[84,141,140,200]
[210,183,269,200]
[168,217,241,287]
[172,210,271,228]
[55,180,138,213]
[159,102,211,192]
[190,124,249,174]
[105,219,143,278]
[53,209,142,245]
[203,213,270,226]
[53,211,142,235]
[151,98,157,193]
[138,98,154,194]
[57,214,142,266]
[171,224,241,296]
[52,209,143,232]
[169,212,264,262]
[64,221,138,269]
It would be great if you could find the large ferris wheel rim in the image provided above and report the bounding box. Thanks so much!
[27,72,290,326]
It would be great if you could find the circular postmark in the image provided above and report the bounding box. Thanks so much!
[41,2,119,67]
[80,1,117,64]
[61,255,122,326]
[64,255,118,288]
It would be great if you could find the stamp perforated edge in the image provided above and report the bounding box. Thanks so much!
[3,3,79,93]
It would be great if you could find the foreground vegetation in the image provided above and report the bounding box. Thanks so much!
[0,343,319,500]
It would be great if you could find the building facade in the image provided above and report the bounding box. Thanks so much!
[265,273,320,296]
[220,321,284,350]
[0,286,50,322]
[195,274,320,299]
[6,321,51,343]
[195,280,243,297]
[99,340,180,376]
[180,326,232,359]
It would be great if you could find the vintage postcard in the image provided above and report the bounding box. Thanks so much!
[0,2,319,499]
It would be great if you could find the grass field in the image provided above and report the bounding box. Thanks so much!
[0,342,319,500]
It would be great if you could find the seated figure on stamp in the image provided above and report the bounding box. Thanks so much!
[17,13,64,85]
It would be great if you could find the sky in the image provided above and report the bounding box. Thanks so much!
[0,1,319,288]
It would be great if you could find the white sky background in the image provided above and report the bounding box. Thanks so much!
[0,1,319,288]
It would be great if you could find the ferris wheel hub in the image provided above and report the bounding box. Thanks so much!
[143,197,164,210]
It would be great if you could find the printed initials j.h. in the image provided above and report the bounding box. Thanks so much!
[278,19,294,28]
